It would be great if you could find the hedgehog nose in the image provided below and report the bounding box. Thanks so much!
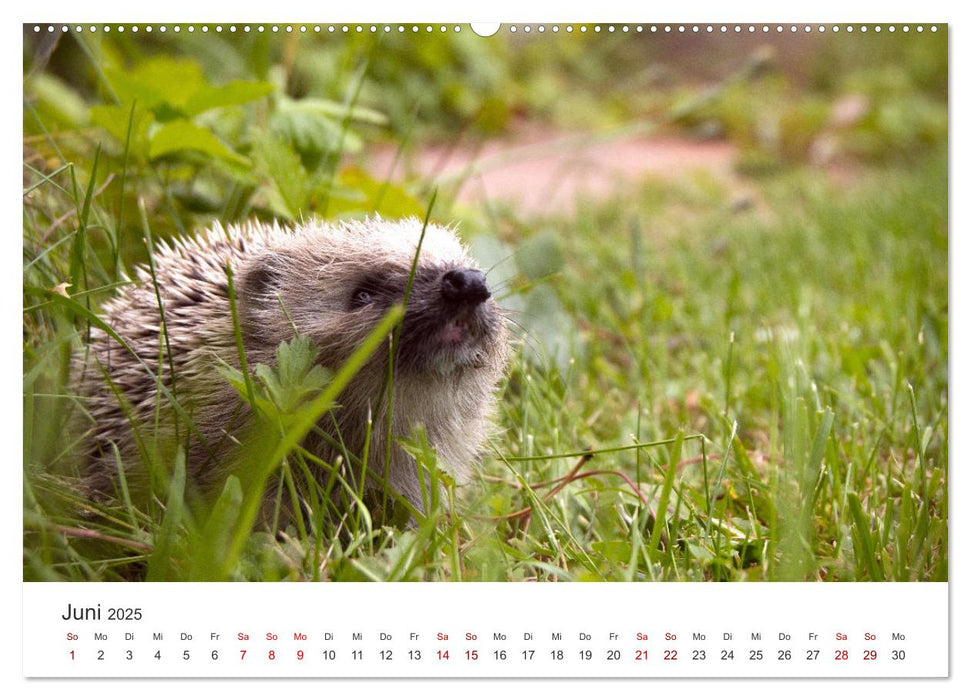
[441,268,491,306]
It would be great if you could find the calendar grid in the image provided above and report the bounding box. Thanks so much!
[23,582,948,678]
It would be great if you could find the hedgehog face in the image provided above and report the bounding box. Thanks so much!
[327,261,505,376]
[239,220,507,379]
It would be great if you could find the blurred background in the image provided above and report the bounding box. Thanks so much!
[24,25,947,225]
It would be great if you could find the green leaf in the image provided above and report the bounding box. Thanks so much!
[26,74,89,128]
[90,103,153,158]
[105,57,206,114]
[279,95,388,126]
[253,338,332,416]
[277,336,329,391]
[269,96,374,163]
[102,56,272,126]
[252,133,310,219]
[148,119,250,168]
[506,284,577,373]
[326,167,424,219]
[270,106,345,162]
[216,362,270,415]
[221,335,332,417]
[183,81,274,117]
[515,229,565,280]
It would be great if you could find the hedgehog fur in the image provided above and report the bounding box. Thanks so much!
[76,217,509,521]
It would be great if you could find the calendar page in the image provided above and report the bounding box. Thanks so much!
[21,12,951,685]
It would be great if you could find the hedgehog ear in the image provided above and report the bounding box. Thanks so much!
[239,253,284,308]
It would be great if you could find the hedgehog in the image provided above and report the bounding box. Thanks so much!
[76,217,509,523]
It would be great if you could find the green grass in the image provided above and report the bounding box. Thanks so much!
[460,152,947,583]
[23,145,947,582]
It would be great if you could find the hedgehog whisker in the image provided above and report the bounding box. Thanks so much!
[484,252,516,276]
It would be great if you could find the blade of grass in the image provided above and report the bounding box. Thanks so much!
[848,492,883,581]
[146,451,187,581]
[649,430,684,558]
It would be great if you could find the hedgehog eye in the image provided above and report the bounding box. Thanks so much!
[351,288,373,308]
[350,273,397,310]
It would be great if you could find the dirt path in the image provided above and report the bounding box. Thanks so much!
[363,129,738,216]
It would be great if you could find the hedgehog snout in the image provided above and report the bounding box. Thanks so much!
[441,268,491,307]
